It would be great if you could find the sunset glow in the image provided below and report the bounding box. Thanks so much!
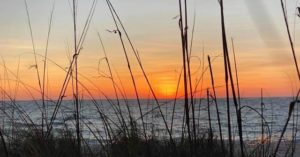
[157,83,177,98]
[1,0,300,156]
[0,0,299,100]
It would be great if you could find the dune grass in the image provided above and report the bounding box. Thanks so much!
[0,0,299,157]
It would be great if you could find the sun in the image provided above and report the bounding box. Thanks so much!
[158,83,177,99]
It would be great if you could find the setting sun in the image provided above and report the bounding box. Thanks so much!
[157,83,177,98]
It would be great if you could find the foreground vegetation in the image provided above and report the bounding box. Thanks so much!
[0,128,225,157]
[0,0,298,157]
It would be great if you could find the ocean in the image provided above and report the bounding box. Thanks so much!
[3,97,299,143]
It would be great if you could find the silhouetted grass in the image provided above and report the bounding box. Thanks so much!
[0,125,226,157]
[0,0,299,157]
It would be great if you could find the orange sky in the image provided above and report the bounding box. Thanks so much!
[0,0,299,100]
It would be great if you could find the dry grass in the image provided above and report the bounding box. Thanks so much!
[0,0,298,157]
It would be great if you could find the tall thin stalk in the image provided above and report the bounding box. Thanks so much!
[178,0,192,146]
[24,0,44,136]
[46,0,97,138]
[105,0,147,141]
[280,0,300,80]
[218,0,233,156]
[171,69,183,134]
[42,0,55,136]
[231,38,241,107]
[273,90,300,157]
[218,0,245,156]
[183,0,197,141]
[207,89,213,139]
[291,88,299,157]
[208,55,225,154]
[105,0,175,145]
[97,33,130,136]
[72,0,81,156]
[261,89,265,157]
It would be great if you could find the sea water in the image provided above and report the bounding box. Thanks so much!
[3,97,299,143]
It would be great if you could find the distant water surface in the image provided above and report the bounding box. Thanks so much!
[4,97,299,143]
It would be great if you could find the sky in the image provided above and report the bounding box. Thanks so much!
[0,0,299,100]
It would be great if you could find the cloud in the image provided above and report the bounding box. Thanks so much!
[244,0,293,66]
